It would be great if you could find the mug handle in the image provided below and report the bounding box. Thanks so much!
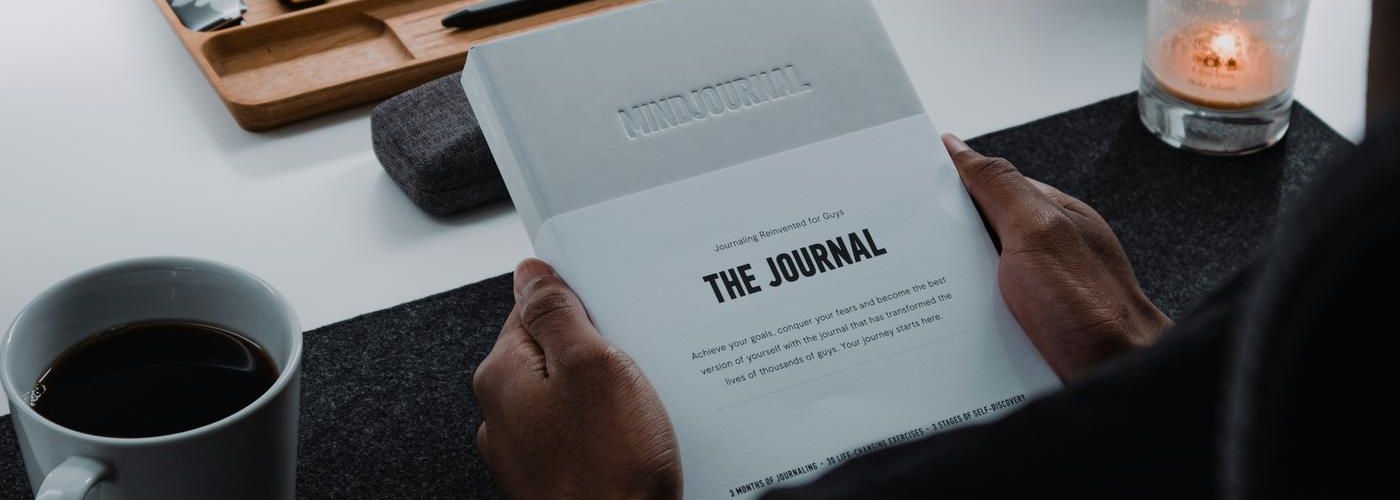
[36,456,108,500]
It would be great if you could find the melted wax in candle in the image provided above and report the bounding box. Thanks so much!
[1149,24,1287,109]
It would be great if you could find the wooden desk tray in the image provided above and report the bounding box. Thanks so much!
[154,0,644,131]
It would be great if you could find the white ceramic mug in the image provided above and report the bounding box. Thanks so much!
[2,257,302,500]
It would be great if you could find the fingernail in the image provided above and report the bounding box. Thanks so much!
[942,134,971,156]
[513,259,554,302]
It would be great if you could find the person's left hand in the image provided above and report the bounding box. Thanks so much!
[473,259,683,500]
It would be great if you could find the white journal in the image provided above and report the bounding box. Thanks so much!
[462,0,1060,498]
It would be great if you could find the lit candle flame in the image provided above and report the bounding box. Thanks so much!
[1210,31,1242,60]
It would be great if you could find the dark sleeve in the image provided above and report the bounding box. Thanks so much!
[761,268,1249,500]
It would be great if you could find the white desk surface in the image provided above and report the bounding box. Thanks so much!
[0,0,1370,415]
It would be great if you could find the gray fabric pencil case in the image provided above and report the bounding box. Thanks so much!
[371,72,509,216]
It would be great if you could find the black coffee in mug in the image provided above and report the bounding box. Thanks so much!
[29,321,279,438]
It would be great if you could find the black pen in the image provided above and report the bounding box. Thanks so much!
[442,0,593,30]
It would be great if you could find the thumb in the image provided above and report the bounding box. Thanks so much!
[514,259,607,360]
[941,134,1059,240]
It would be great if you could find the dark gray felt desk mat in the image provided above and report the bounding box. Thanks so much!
[0,93,1355,498]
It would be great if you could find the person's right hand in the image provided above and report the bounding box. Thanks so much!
[942,134,1172,381]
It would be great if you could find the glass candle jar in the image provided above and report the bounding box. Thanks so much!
[1139,0,1310,155]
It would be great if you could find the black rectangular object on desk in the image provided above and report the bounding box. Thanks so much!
[443,0,593,30]
[0,93,1354,498]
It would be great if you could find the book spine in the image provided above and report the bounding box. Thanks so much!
[461,51,545,242]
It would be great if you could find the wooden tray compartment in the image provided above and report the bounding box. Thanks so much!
[155,0,645,131]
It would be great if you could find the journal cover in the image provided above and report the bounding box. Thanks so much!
[463,0,1060,497]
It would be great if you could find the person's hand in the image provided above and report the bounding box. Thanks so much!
[473,259,682,500]
[943,134,1172,381]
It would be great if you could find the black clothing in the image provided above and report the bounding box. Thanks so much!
[764,118,1400,500]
